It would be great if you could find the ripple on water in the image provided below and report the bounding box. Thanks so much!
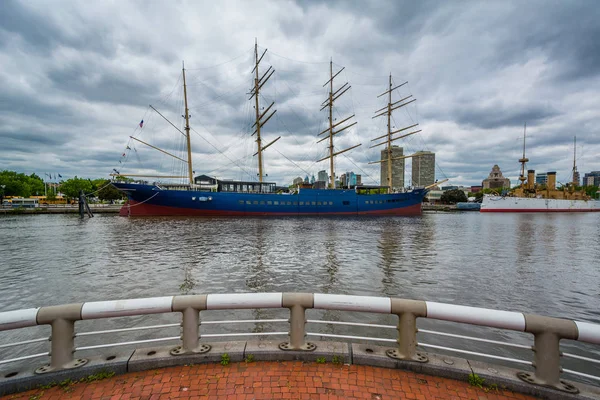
[1,213,600,379]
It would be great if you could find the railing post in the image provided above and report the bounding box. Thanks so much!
[35,304,87,374]
[518,314,578,394]
[279,293,316,351]
[386,299,428,362]
[171,295,211,355]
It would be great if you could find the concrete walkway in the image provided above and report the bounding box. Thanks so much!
[1,361,536,400]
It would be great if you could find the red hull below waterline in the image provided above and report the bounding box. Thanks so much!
[119,201,423,217]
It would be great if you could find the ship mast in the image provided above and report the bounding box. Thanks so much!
[518,123,529,189]
[572,136,578,186]
[317,60,360,189]
[182,62,194,184]
[368,76,421,193]
[249,40,280,185]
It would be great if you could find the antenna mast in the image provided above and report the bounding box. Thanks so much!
[317,60,360,189]
[572,136,578,186]
[368,76,420,192]
[182,62,194,184]
[518,123,528,188]
[250,40,279,184]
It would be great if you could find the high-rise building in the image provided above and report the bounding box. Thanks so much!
[310,175,315,184]
[583,171,600,187]
[535,173,548,185]
[356,175,362,186]
[317,170,328,183]
[341,172,358,188]
[380,146,405,189]
[411,151,435,187]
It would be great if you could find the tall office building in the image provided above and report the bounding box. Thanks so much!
[536,173,548,185]
[380,146,405,189]
[583,171,600,186]
[411,151,435,187]
[317,170,328,183]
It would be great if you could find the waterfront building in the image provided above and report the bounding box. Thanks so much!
[482,165,510,189]
[317,170,328,183]
[583,171,600,186]
[340,172,358,188]
[412,151,435,187]
[426,190,443,203]
[356,175,362,186]
[380,145,405,189]
[536,173,548,186]
[470,186,482,193]
[292,177,303,186]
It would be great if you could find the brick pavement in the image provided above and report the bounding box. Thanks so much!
[1,361,537,400]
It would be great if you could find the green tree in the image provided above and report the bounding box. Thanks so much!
[0,170,44,197]
[60,177,93,200]
[440,189,468,204]
[97,180,124,202]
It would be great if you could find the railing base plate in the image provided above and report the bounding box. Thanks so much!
[278,342,317,351]
[517,372,579,394]
[169,344,211,356]
[34,358,89,374]
[385,349,428,363]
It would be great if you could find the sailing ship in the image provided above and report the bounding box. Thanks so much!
[480,126,600,213]
[112,43,434,216]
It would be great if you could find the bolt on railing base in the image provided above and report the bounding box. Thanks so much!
[278,342,317,351]
[35,358,89,374]
[169,344,211,356]
[517,372,579,394]
[385,349,428,363]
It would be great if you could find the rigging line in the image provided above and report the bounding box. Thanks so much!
[262,47,329,65]
[273,148,312,176]
[155,74,182,107]
[188,80,249,110]
[185,46,254,70]
[190,127,255,179]
[332,62,390,80]
[83,181,114,197]
[340,151,378,185]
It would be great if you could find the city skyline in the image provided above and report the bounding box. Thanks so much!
[1,1,600,187]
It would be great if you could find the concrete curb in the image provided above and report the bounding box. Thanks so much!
[1,341,599,399]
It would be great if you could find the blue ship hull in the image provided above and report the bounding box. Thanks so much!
[113,183,427,216]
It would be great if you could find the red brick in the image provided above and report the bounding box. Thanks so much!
[0,361,537,400]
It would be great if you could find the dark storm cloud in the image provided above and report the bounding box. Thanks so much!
[452,103,560,130]
[1,0,599,186]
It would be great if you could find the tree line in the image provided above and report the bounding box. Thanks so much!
[0,170,124,202]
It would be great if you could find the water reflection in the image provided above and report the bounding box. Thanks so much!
[378,220,402,296]
[321,219,339,294]
[246,219,268,291]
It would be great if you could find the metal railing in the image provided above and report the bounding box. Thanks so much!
[1,293,600,394]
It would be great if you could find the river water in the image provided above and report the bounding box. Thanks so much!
[1,212,599,383]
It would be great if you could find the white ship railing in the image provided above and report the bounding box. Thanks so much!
[1,293,599,395]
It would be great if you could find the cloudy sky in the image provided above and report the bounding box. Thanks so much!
[1,0,599,187]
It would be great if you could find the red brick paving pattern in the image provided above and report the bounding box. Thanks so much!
[2,361,537,400]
